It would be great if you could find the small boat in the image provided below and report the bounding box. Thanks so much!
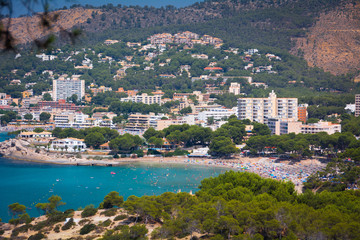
[110,172,116,175]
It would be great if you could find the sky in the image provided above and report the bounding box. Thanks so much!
[7,0,202,17]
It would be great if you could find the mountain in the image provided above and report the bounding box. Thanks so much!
[2,0,358,76]
[292,2,360,75]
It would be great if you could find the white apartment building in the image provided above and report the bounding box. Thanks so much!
[197,107,237,122]
[36,53,57,61]
[50,138,87,152]
[53,75,85,101]
[237,91,298,123]
[301,121,341,134]
[355,94,360,117]
[121,93,162,105]
[266,118,302,135]
[53,111,90,128]
[229,82,241,95]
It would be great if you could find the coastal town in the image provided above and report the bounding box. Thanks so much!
[1,0,360,239]
[0,31,358,193]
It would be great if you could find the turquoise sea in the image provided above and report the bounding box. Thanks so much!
[0,132,226,222]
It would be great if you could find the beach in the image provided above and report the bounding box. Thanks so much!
[0,138,326,193]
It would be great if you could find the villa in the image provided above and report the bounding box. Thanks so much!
[50,138,87,152]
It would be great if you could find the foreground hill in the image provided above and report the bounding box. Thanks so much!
[0,171,359,239]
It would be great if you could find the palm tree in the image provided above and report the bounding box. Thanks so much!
[65,145,68,152]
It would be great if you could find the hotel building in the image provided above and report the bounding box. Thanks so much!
[237,91,298,123]
[53,75,85,101]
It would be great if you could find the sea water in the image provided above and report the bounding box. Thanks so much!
[0,133,226,221]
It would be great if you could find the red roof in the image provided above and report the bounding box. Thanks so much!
[204,67,223,71]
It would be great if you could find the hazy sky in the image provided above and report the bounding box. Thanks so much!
[7,0,202,17]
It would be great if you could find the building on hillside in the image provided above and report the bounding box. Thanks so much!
[355,94,360,117]
[125,114,151,135]
[90,86,112,96]
[50,138,87,152]
[266,118,302,135]
[301,121,341,134]
[53,75,85,101]
[53,111,90,128]
[197,107,237,124]
[237,91,298,123]
[229,82,241,95]
[120,93,162,105]
[104,39,119,45]
[156,119,187,131]
[36,53,57,61]
[298,104,308,123]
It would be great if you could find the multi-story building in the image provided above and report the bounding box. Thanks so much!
[355,94,360,117]
[229,82,241,95]
[50,138,87,152]
[298,104,308,123]
[266,118,302,135]
[36,99,83,111]
[197,107,237,123]
[125,114,151,135]
[301,121,341,134]
[121,93,162,105]
[53,111,90,128]
[156,119,187,131]
[53,75,85,101]
[90,86,112,96]
[237,91,298,123]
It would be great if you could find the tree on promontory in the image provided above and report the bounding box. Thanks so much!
[35,195,66,215]
[99,191,124,209]
[8,202,26,218]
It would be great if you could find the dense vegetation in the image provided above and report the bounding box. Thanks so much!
[4,171,359,239]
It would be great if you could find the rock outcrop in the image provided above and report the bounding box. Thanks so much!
[292,2,360,75]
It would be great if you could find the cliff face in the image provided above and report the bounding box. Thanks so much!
[2,8,100,46]
[292,3,360,75]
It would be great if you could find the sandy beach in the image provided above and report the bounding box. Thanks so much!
[0,139,326,193]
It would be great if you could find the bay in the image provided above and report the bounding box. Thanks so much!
[0,132,225,222]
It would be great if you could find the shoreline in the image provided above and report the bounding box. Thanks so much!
[0,139,327,193]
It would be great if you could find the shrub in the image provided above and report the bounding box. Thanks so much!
[9,218,20,225]
[81,205,98,218]
[28,232,46,240]
[53,224,60,233]
[0,229,4,235]
[11,224,31,237]
[80,223,96,235]
[64,209,75,217]
[79,219,90,226]
[31,221,48,231]
[99,219,112,227]
[100,208,117,217]
[132,149,144,157]
[62,218,75,231]
[114,214,128,221]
